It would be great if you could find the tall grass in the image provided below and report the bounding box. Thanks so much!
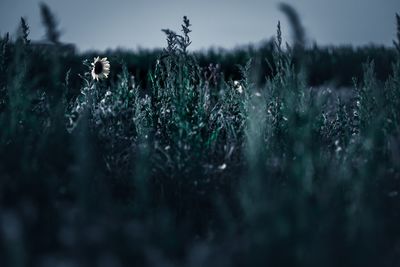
[0,14,400,267]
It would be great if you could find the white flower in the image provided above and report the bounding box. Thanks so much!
[233,80,243,94]
[218,163,227,170]
[91,56,110,81]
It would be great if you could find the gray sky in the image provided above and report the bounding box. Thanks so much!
[0,0,399,52]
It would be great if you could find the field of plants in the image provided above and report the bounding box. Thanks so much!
[1,6,400,267]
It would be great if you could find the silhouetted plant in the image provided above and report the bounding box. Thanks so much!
[40,2,61,44]
[394,13,400,54]
[19,17,30,46]
[279,2,305,51]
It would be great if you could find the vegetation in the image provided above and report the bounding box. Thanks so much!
[0,9,400,267]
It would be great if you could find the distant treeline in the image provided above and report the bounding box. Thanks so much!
[4,2,397,93]
[21,41,396,93]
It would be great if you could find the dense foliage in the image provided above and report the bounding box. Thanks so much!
[1,16,400,267]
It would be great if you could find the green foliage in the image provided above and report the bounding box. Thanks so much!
[1,15,400,267]
[0,33,10,111]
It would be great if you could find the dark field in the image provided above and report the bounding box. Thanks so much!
[1,6,400,267]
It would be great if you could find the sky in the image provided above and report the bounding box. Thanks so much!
[0,0,399,52]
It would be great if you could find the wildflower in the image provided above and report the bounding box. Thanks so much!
[233,80,243,94]
[218,163,227,170]
[91,56,110,81]
[334,140,342,153]
[130,75,136,89]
